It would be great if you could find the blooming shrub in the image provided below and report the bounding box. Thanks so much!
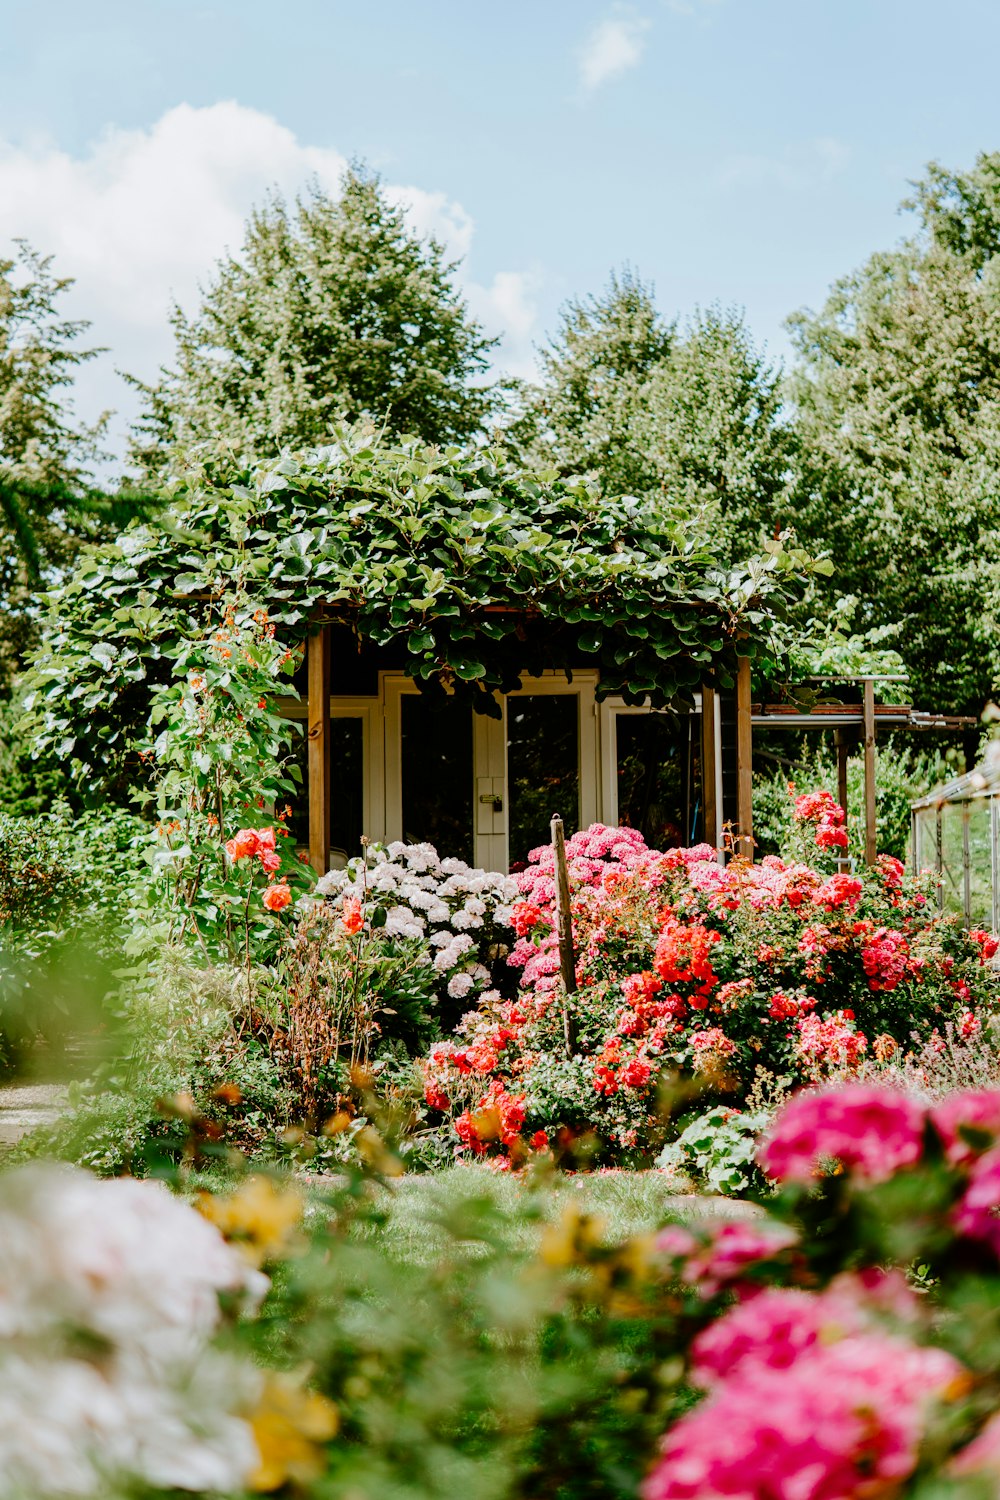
[0,1163,267,1496]
[421,823,998,1165]
[315,841,518,1016]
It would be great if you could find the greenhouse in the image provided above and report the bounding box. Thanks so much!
[910,746,1000,929]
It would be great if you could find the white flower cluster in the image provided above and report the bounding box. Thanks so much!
[0,1163,265,1497]
[315,842,519,1000]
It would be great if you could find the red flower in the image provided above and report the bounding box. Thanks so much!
[259,849,281,874]
[225,828,260,860]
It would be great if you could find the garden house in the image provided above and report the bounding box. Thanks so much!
[34,432,968,878]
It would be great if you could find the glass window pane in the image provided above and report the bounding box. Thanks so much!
[284,716,365,866]
[507,695,579,869]
[616,713,691,849]
[401,695,473,863]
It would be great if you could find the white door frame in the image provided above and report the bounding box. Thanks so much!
[277,695,384,864]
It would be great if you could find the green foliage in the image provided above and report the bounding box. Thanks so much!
[634,305,792,560]
[21,424,825,793]
[0,242,109,694]
[130,167,498,469]
[787,153,1000,715]
[13,954,295,1174]
[511,268,675,495]
[136,593,307,962]
[0,805,149,1065]
[656,1103,769,1194]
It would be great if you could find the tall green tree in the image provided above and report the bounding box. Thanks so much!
[516,277,790,556]
[511,269,674,495]
[635,305,791,557]
[787,152,1000,718]
[131,167,498,467]
[0,241,108,693]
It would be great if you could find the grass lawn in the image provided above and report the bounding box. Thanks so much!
[292,1165,755,1265]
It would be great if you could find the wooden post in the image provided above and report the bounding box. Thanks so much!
[307,624,331,875]
[736,655,753,860]
[835,728,850,873]
[701,686,719,851]
[963,804,972,921]
[551,814,576,1056]
[935,805,944,912]
[863,677,877,866]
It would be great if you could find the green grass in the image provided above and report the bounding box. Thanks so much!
[290,1164,750,1266]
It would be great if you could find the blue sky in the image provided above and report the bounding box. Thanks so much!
[3,0,1000,461]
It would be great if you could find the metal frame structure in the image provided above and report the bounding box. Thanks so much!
[910,760,1000,931]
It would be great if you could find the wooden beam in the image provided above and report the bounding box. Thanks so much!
[863,677,877,866]
[736,655,753,861]
[835,728,850,873]
[307,624,331,875]
[701,686,719,851]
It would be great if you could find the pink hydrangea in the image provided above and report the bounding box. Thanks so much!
[931,1090,1000,1167]
[794,1012,866,1078]
[953,1146,1000,1255]
[643,1334,964,1500]
[758,1085,926,1184]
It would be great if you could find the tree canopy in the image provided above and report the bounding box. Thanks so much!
[0,242,110,694]
[130,167,499,470]
[787,151,1000,716]
[514,275,791,561]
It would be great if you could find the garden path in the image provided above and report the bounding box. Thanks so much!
[0,1079,67,1146]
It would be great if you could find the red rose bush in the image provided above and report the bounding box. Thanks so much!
[420,822,999,1165]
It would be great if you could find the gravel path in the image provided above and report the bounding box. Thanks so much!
[0,1080,68,1146]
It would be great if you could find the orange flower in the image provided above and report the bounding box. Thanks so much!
[260,849,282,874]
[341,895,364,935]
[262,882,292,912]
[256,827,277,853]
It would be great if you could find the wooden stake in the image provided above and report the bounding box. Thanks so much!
[701,686,719,851]
[307,624,331,875]
[736,655,753,861]
[863,677,877,867]
[551,814,576,1055]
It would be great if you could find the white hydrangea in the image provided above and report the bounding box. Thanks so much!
[315,841,517,1001]
[447,972,475,999]
[0,1164,263,1497]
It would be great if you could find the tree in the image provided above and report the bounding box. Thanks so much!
[131,167,499,467]
[511,268,674,495]
[634,305,792,558]
[787,152,1000,718]
[516,278,790,557]
[0,241,108,693]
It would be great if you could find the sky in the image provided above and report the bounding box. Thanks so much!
[3,0,1000,465]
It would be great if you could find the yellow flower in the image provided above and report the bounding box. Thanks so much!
[197,1175,304,1266]
[539,1204,608,1268]
[248,1372,339,1492]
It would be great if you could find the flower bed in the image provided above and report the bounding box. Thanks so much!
[419,823,999,1165]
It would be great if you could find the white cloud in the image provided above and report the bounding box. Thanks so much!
[0,102,541,460]
[717,136,850,192]
[578,9,651,92]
